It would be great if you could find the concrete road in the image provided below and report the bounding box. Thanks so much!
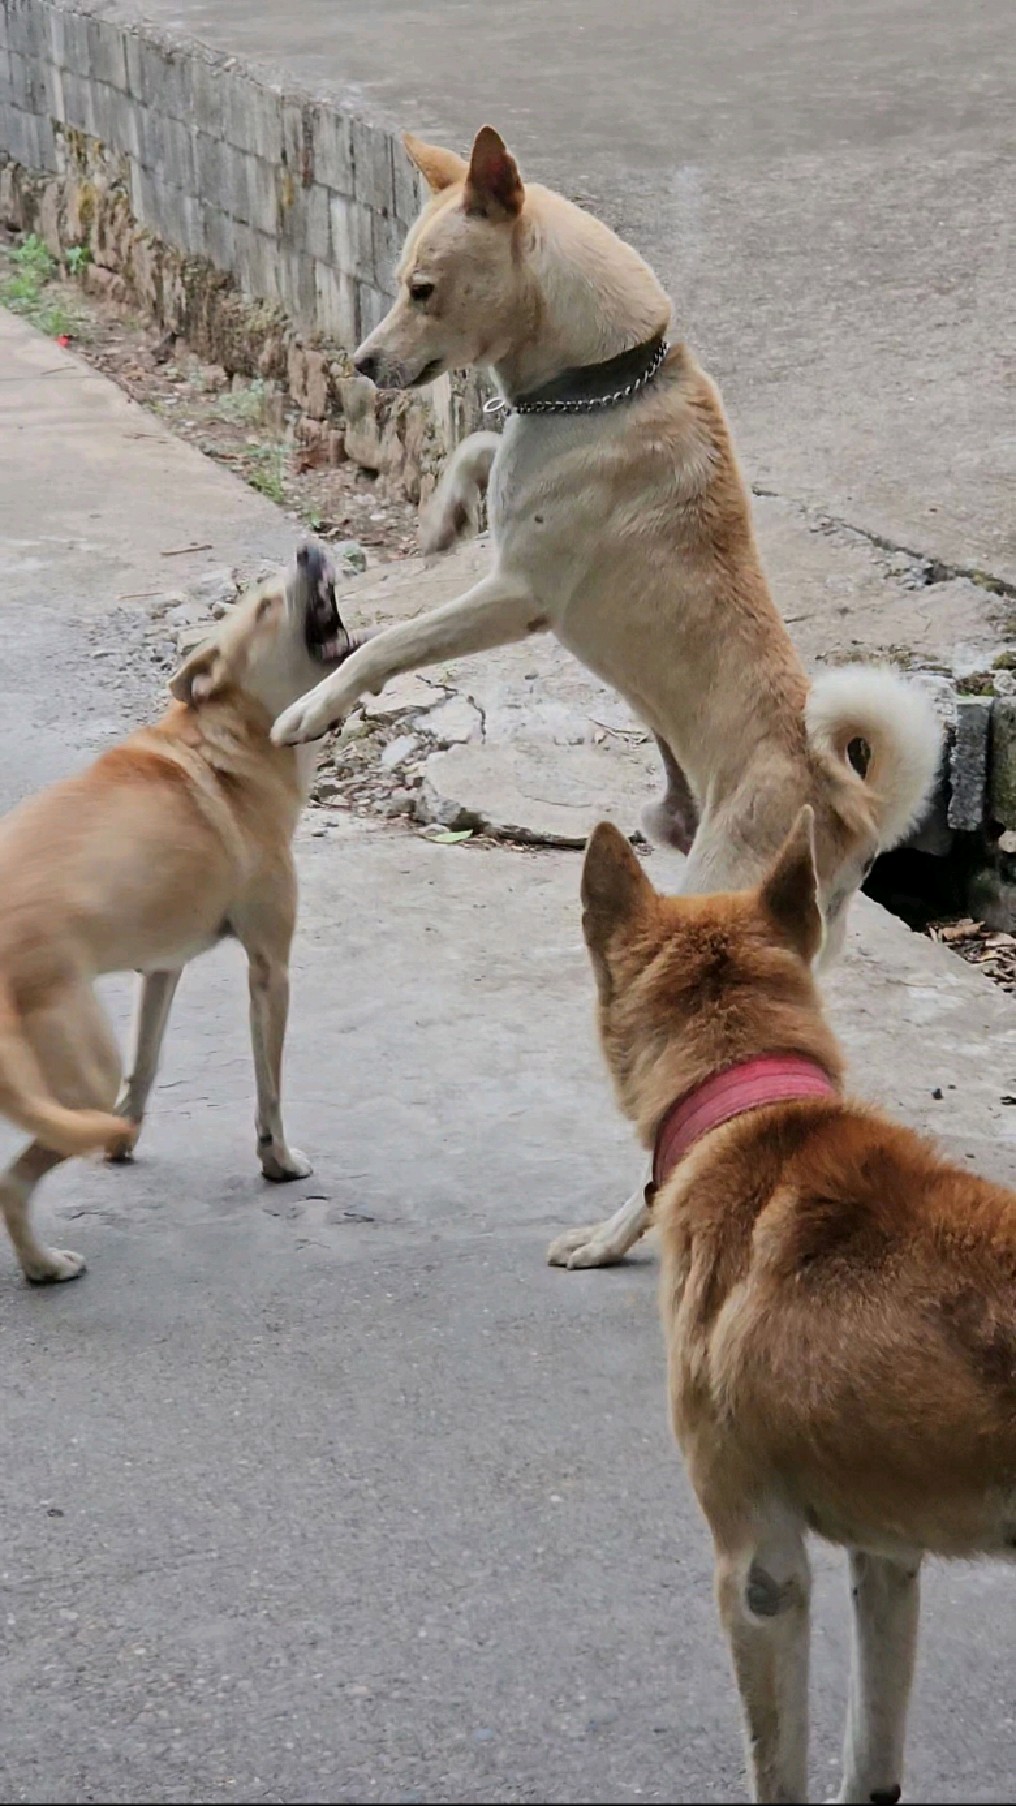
[3,308,1016,1804]
[129,0,1015,584]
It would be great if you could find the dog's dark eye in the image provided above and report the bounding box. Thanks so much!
[409,278,435,304]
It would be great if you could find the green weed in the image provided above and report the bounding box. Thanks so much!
[215,377,272,425]
[246,442,288,504]
[10,232,55,280]
[1,233,81,338]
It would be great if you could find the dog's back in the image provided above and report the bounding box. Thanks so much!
[664,1098,1016,1558]
[581,806,1016,1799]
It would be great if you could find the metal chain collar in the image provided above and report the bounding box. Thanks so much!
[484,338,670,419]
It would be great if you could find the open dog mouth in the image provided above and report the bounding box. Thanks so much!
[300,545,353,665]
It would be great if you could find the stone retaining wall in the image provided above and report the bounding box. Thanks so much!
[0,0,488,499]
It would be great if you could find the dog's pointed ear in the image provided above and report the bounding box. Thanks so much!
[403,132,468,194]
[170,641,226,706]
[582,823,652,953]
[464,126,524,221]
[758,805,824,962]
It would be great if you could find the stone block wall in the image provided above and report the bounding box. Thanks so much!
[0,0,489,498]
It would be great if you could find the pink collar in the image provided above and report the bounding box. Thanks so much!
[652,1053,838,1191]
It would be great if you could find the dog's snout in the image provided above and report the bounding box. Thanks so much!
[297,542,325,581]
[353,350,379,382]
[297,543,335,599]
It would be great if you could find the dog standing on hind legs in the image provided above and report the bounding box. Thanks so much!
[582,806,1016,1804]
[269,123,941,1268]
[0,546,364,1285]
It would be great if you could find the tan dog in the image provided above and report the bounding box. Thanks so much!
[0,546,362,1285]
[269,125,941,1270]
[582,806,1016,1804]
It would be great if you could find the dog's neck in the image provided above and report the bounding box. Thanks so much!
[494,186,673,399]
[651,1053,840,1191]
[622,982,844,1166]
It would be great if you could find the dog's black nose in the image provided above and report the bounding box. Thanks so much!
[354,350,379,382]
[297,542,327,582]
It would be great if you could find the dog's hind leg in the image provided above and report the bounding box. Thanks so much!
[0,1142,80,1282]
[546,1177,653,1269]
[641,733,700,855]
[109,968,183,1160]
[836,1551,920,1806]
[713,1516,811,1803]
[1,989,122,1283]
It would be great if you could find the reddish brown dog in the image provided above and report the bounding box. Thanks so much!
[582,805,1016,1804]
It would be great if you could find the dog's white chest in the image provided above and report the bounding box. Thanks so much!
[488,414,596,575]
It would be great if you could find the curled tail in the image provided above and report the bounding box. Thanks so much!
[806,665,943,852]
[0,984,126,1157]
[419,430,501,555]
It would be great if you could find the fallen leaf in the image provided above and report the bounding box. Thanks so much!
[429,828,473,844]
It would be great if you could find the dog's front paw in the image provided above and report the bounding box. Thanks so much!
[261,1144,313,1183]
[272,687,349,746]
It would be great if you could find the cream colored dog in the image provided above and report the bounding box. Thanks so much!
[271,127,941,1268]
[0,546,361,1284]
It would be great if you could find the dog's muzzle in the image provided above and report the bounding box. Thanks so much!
[299,543,352,665]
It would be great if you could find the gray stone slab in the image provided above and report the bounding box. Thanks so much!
[329,191,374,283]
[221,142,252,224]
[300,179,331,263]
[190,127,225,207]
[990,699,1016,830]
[85,14,129,93]
[422,739,659,844]
[310,100,353,193]
[949,695,992,831]
[245,150,278,236]
[312,257,357,345]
